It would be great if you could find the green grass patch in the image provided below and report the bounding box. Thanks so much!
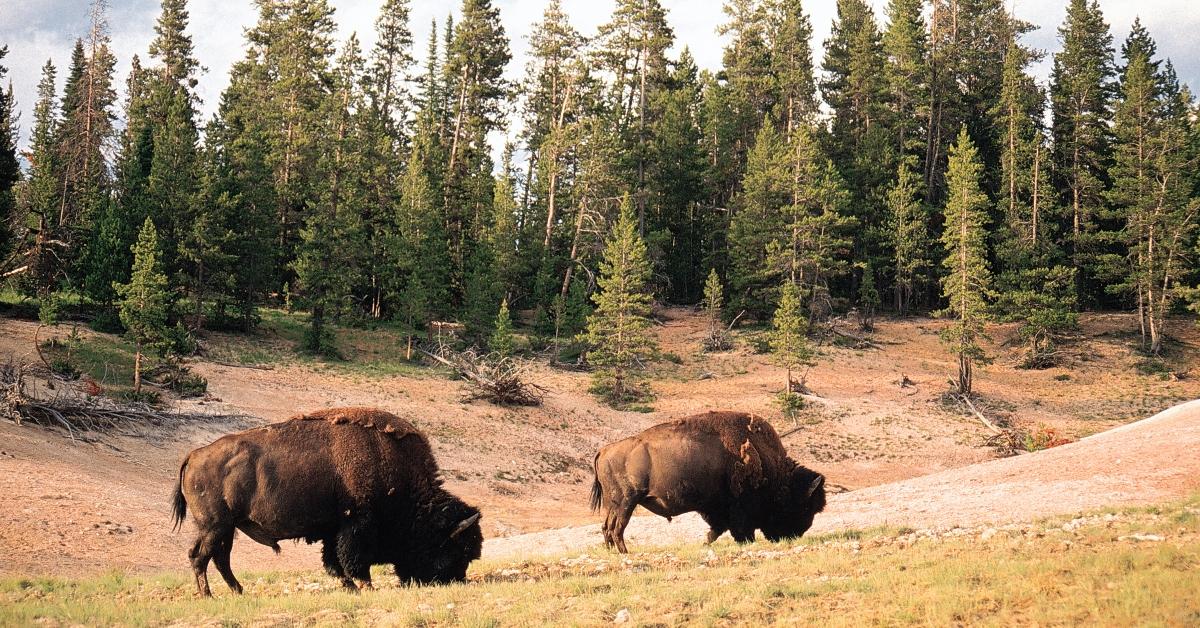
[204,308,451,381]
[4,497,1198,626]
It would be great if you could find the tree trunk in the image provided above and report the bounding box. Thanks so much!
[133,346,143,394]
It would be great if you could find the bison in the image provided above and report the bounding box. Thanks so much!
[171,407,483,596]
[591,411,825,553]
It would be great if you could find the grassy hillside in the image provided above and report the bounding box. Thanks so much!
[4,495,1197,627]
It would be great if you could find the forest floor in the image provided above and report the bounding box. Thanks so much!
[0,307,1198,579]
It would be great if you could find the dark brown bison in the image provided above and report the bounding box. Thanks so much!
[591,411,825,552]
[171,408,482,596]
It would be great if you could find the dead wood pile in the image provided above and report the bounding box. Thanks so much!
[1,361,253,442]
[419,345,547,406]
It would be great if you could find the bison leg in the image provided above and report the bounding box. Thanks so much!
[729,511,755,544]
[335,519,375,590]
[700,513,728,545]
[321,539,357,590]
[188,528,226,597]
[610,493,643,554]
[210,529,243,594]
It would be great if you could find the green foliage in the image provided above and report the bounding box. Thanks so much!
[3,0,1197,366]
[114,218,172,391]
[996,266,1079,368]
[1050,0,1116,304]
[770,280,811,392]
[701,268,732,351]
[580,198,659,405]
[490,298,514,357]
[886,160,930,315]
[857,261,880,331]
[0,47,19,258]
[775,390,806,421]
[937,127,992,395]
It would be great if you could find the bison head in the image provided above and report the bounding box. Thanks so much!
[395,495,483,585]
[760,466,826,542]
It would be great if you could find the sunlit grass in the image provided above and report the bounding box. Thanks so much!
[4,496,1197,627]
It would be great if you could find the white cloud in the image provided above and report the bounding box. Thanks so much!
[2,0,1198,153]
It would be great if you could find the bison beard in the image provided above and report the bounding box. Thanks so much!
[171,408,483,596]
[592,411,826,553]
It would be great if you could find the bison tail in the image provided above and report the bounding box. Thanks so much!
[171,457,188,532]
[589,452,603,513]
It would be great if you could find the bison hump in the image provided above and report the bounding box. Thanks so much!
[291,407,425,443]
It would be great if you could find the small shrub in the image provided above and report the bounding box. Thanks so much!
[48,357,80,379]
[776,391,806,421]
[115,389,162,405]
[662,352,683,364]
[163,322,198,357]
[702,329,733,352]
[1053,373,1071,381]
[89,308,124,333]
[1021,424,1072,452]
[1135,358,1170,377]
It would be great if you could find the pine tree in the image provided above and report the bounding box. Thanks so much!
[821,0,892,274]
[242,0,338,282]
[1110,50,1198,355]
[938,127,992,396]
[490,298,514,357]
[703,268,724,336]
[581,197,658,404]
[857,260,879,330]
[1106,22,1162,348]
[443,0,511,300]
[593,0,674,232]
[881,0,928,163]
[202,57,279,330]
[59,2,118,270]
[1050,0,1115,303]
[993,39,1052,268]
[292,34,368,355]
[82,56,153,309]
[701,267,731,350]
[767,0,817,131]
[115,218,170,394]
[728,120,788,319]
[359,0,414,319]
[777,124,855,319]
[0,47,19,259]
[23,61,62,297]
[769,279,810,395]
[647,49,709,302]
[886,160,930,315]
[717,0,774,177]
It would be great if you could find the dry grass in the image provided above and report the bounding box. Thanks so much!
[3,495,1198,627]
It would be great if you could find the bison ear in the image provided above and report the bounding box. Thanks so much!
[450,512,481,538]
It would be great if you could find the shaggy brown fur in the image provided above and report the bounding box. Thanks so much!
[172,408,482,596]
[591,410,825,552]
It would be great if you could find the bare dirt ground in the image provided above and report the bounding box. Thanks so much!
[0,308,1197,577]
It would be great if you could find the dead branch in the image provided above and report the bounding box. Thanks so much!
[958,394,1003,435]
[419,346,546,406]
[1,264,30,279]
[1,361,254,443]
[208,360,275,371]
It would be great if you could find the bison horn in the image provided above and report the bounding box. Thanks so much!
[806,475,825,498]
[450,513,481,538]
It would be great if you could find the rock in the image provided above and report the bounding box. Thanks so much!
[980,528,997,541]
[1118,533,1165,542]
[613,609,631,624]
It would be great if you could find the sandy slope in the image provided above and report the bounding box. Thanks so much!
[0,310,1197,577]
[484,399,1200,559]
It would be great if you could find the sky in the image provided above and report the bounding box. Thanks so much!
[2,0,1199,154]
